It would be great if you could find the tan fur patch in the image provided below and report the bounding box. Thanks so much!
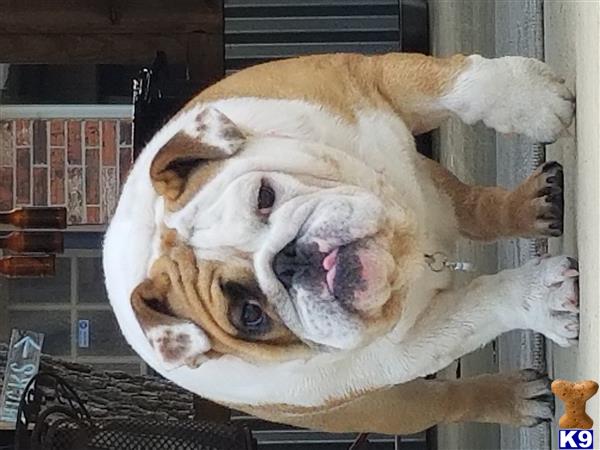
[160,227,178,251]
[150,132,220,204]
[150,108,246,209]
[419,155,563,241]
[227,372,548,434]
[188,53,467,133]
[506,163,564,237]
[131,274,174,330]
[132,235,310,363]
[168,159,223,211]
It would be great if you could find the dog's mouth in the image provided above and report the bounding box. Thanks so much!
[274,238,393,313]
[322,243,367,306]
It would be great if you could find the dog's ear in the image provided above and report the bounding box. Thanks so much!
[131,274,211,371]
[150,108,246,201]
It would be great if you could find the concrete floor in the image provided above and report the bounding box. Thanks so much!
[429,1,599,449]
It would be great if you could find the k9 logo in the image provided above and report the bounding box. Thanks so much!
[559,430,594,449]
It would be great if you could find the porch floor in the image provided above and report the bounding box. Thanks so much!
[428,1,599,449]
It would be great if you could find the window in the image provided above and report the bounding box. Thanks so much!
[5,251,145,375]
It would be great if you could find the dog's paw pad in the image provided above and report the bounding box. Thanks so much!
[510,161,564,238]
[511,59,575,143]
[512,370,555,426]
[534,162,564,236]
[524,256,580,347]
[448,56,575,143]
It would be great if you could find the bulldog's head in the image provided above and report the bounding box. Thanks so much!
[131,107,421,370]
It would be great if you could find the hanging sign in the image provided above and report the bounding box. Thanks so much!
[0,329,44,423]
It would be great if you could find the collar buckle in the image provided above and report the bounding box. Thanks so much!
[425,252,475,272]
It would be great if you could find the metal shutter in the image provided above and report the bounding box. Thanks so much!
[225,0,402,74]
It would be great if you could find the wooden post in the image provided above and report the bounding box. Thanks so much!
[0,0,224,68]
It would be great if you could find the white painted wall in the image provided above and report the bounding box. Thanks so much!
[545,1,600,447]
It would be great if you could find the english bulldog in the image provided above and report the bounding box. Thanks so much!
[103,53,577,433]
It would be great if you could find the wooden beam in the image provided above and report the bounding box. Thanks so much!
[0,0,222,34]
[0,33,219,64]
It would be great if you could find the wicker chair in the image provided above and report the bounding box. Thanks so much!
[15,372,256,450]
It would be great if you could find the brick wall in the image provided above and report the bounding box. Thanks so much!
[0,119,133,225]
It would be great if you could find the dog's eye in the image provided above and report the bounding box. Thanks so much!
[241,301,265,328]
[257,180,275,214]
[222,281,270,336]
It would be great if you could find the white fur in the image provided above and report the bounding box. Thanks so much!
[104,56,577,408]
[146,322,212,371]
[386,256,579,381]
[184,107,245,155]
[441,55,574,142]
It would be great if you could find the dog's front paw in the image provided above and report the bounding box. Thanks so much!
[445,55,575,143]
[521,256,579,347]
[509,161,564,237]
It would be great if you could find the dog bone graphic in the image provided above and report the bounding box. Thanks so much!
[551,379,599,429]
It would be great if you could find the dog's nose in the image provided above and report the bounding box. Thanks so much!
[273,240,300,289]
[273,240,320,289]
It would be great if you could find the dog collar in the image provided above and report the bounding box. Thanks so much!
[425,252,475,272]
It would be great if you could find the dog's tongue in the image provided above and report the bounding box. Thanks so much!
[326,265,337,293]
[323,248,339,293]
[323,248,338,271]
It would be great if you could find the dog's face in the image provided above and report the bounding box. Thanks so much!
[131,107,420,370]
